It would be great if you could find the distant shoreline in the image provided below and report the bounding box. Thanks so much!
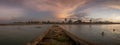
[0,24,42,26]
[0,23,120,26]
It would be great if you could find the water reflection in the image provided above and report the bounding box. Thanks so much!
[0,25,50,45]
[62,24,120,45]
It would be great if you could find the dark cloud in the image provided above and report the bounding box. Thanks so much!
[0,0,24,6]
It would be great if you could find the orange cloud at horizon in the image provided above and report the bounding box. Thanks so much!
[107,5,120,10]
[55,13,69,18]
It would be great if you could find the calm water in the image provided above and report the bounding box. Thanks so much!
[62,24,120,45]
[0,24,120,45]
[0,25,51,45]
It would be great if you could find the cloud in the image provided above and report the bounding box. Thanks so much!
[24,0,91,18]
[0,6,25,20]
[0,0,23,6]
[106,5,120,10]
[106,14,120,22]
[1,0,120,22]
[100,0,120,10]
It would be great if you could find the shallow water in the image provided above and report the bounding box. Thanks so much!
[0,24,120,45]
[0,25,51,45]
[61,24,120,45]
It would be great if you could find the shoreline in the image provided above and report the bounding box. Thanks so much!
[0,23,120,26]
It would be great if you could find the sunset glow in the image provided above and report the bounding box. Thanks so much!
[0,0,120,22]
[56,14,67,18]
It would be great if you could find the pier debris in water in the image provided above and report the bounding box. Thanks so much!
[27,25,94,45]
[101,32,104,36]
[113,29,116,32]
[36,26,79,45]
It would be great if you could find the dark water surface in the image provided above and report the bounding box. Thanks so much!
[61,24,120,45]
[0,24,120,45]
[0,25,51,45]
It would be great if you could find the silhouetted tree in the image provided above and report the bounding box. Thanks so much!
[68,19,72,24]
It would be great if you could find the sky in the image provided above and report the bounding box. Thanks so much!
[0,0,120,23]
